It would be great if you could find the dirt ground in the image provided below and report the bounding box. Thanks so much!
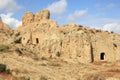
[0,52,120,80]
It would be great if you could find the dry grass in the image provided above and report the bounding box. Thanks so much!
[100,68,120,77]
[82,73,106,80]
[13,68,29,75]
[0,45,9,52]
[1,51,120,80]
[20,76,30,80]
[40,75,48,80]
[48,62,61,67]
[41,63,47,66]
[107,68,120,73]
[93,61,110,65]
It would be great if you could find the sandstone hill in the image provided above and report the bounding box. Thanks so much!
[0,17,13,45]
[14,9,120,64]
[0,10,120,80]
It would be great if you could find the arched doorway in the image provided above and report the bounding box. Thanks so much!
[100,52,105,60]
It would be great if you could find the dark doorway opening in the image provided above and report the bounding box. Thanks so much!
[100,52,105,60]
[36,38,39,43]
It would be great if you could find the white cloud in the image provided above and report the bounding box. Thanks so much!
[82,18,120,34]
[0,13,22,28]
[103,23,120,33]
[82,18,120,28]
[0,0,22,28]
[47,0,67,15]
[67,10,87,22]
[0,0,22,13]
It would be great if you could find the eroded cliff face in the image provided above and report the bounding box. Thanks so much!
[14,9,120,64]
[0,17,13,44]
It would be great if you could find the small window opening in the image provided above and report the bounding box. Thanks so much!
[113,43,117,47]
[100,52,105,60]
[36,38,39,43]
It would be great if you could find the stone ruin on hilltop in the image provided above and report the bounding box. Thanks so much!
[14,9,120,64]
[22,10,50,26]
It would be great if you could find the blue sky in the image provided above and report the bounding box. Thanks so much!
[0,0,120,33]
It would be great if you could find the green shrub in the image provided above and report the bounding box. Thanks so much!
[0,45,9,52]
[0,64,6,72]
[6,69,11,74]
[78,25,83,27]
[56,51,61,57]
[20,76,30,80]
[14,38,21,43]
[0,64,11,74]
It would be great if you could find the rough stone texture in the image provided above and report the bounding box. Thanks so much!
[22,9,50,27]
[34,9,50,21]
[106,78,120,80]
[22,12,34,26]
[15,10,120,64]
[0,18,13,44]
[1,10,120,80]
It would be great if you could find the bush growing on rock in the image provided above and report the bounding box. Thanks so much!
[0,45,9,52]
[0,63,11,74]
[0,64,6,72]
[14,38,21,43]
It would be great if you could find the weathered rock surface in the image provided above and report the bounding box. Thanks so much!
[14,10,120,64]
[22,9,50,26]
[1,9,120,80]
[0,17,13,44]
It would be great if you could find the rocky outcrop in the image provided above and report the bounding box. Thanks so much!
[1,10,120,80]
[22,9,50,26]
[34,9,50,21]
[22,12,34,26]
[14,10,120,64]
[0,17,13,44]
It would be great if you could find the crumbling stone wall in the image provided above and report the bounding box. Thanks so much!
[22,12,34,26]
[34,10,50,21]
[21,10,57,46]
[22,10,50,26]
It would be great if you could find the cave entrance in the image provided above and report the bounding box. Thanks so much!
[36,38,39,43]
[100,52,105,60]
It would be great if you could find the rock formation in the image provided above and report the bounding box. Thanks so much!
[22,10,50,26]
[1,10,120,80]
[0,17,13,44]
[13,9,120,64]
